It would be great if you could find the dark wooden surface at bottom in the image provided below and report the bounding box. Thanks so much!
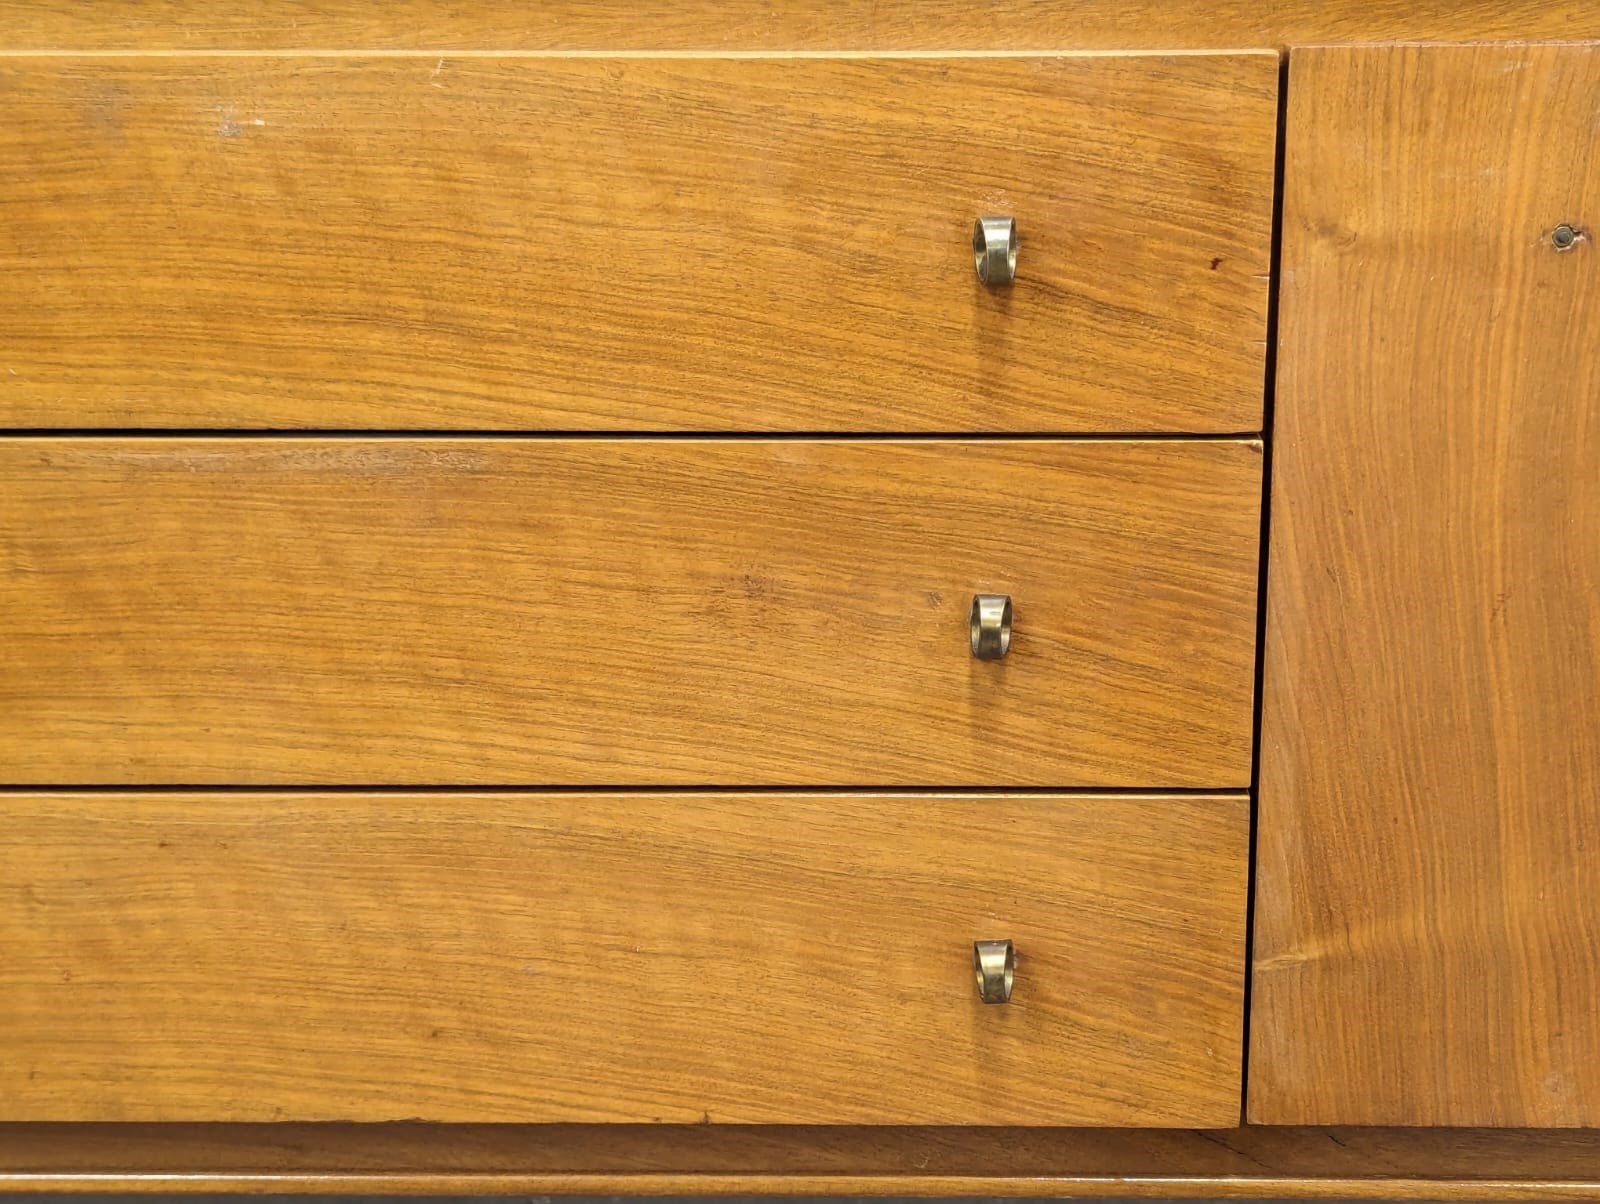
[2,1125,1600,1198]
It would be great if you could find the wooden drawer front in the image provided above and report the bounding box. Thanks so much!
[0,53,1275,431]
[0,438,1260,786]
[0,791,1248,1126]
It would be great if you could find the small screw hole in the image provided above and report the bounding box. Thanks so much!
[1553,224,1579,251]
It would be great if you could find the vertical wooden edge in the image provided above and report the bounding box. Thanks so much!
[1247,38,1320,1126]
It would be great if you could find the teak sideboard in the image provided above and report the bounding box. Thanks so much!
[2,1,1598,1197]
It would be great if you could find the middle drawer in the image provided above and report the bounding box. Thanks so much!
[0,437,1260,786]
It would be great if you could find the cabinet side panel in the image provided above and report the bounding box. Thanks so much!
[1253,43,1600,1126]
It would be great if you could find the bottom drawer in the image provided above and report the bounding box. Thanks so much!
[0,792,1247,1126]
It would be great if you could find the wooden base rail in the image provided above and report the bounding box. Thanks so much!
[3,1125,1600,1198]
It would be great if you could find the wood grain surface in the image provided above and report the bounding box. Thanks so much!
[0,53,1274,431]
[0,437,1261,786]
[1253,44,1600,1126]
[4,0,1599,50]
[6,1123,1600,1198]
[0,790,1248,1125]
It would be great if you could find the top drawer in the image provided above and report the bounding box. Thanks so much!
[0,53,1277,431]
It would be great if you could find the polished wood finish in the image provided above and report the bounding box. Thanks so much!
[5,1124,1600,1198]
[0,791,1247,1125]
[0,437,1260,786]
[5,1,1600,49]
[14,0,1600,1191]
[0,53,1274,432]
[1254,44,1600,1126]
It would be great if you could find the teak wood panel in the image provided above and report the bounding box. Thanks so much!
[1253,44,1600,1126]
[0,438,1261,786]
[0,54,1275,431]
[6,1,1600,50]
[0,791,1248,1126]
[7,1125,1600,1199]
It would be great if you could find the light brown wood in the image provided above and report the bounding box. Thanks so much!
[0,790,1247,1125]
[6,1124,1600,1198]
[5,1,1600,50]
[1253,43,1600,1126]
[0,437,1261,786]
[0,53,1274,432]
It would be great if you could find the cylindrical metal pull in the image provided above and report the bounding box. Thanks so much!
[974,939,1015,1004]
[970,594,1012,660]
[973,216,1018,285]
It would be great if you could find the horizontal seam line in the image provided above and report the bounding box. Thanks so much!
[0,784,1251,796]
[0,429,1265,441]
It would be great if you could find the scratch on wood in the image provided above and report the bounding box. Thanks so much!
[216,106,266,136]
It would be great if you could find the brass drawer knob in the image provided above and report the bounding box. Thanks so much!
[972,216,1018,285]
[970,594,1012,660]
[974,939,1015,1004]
